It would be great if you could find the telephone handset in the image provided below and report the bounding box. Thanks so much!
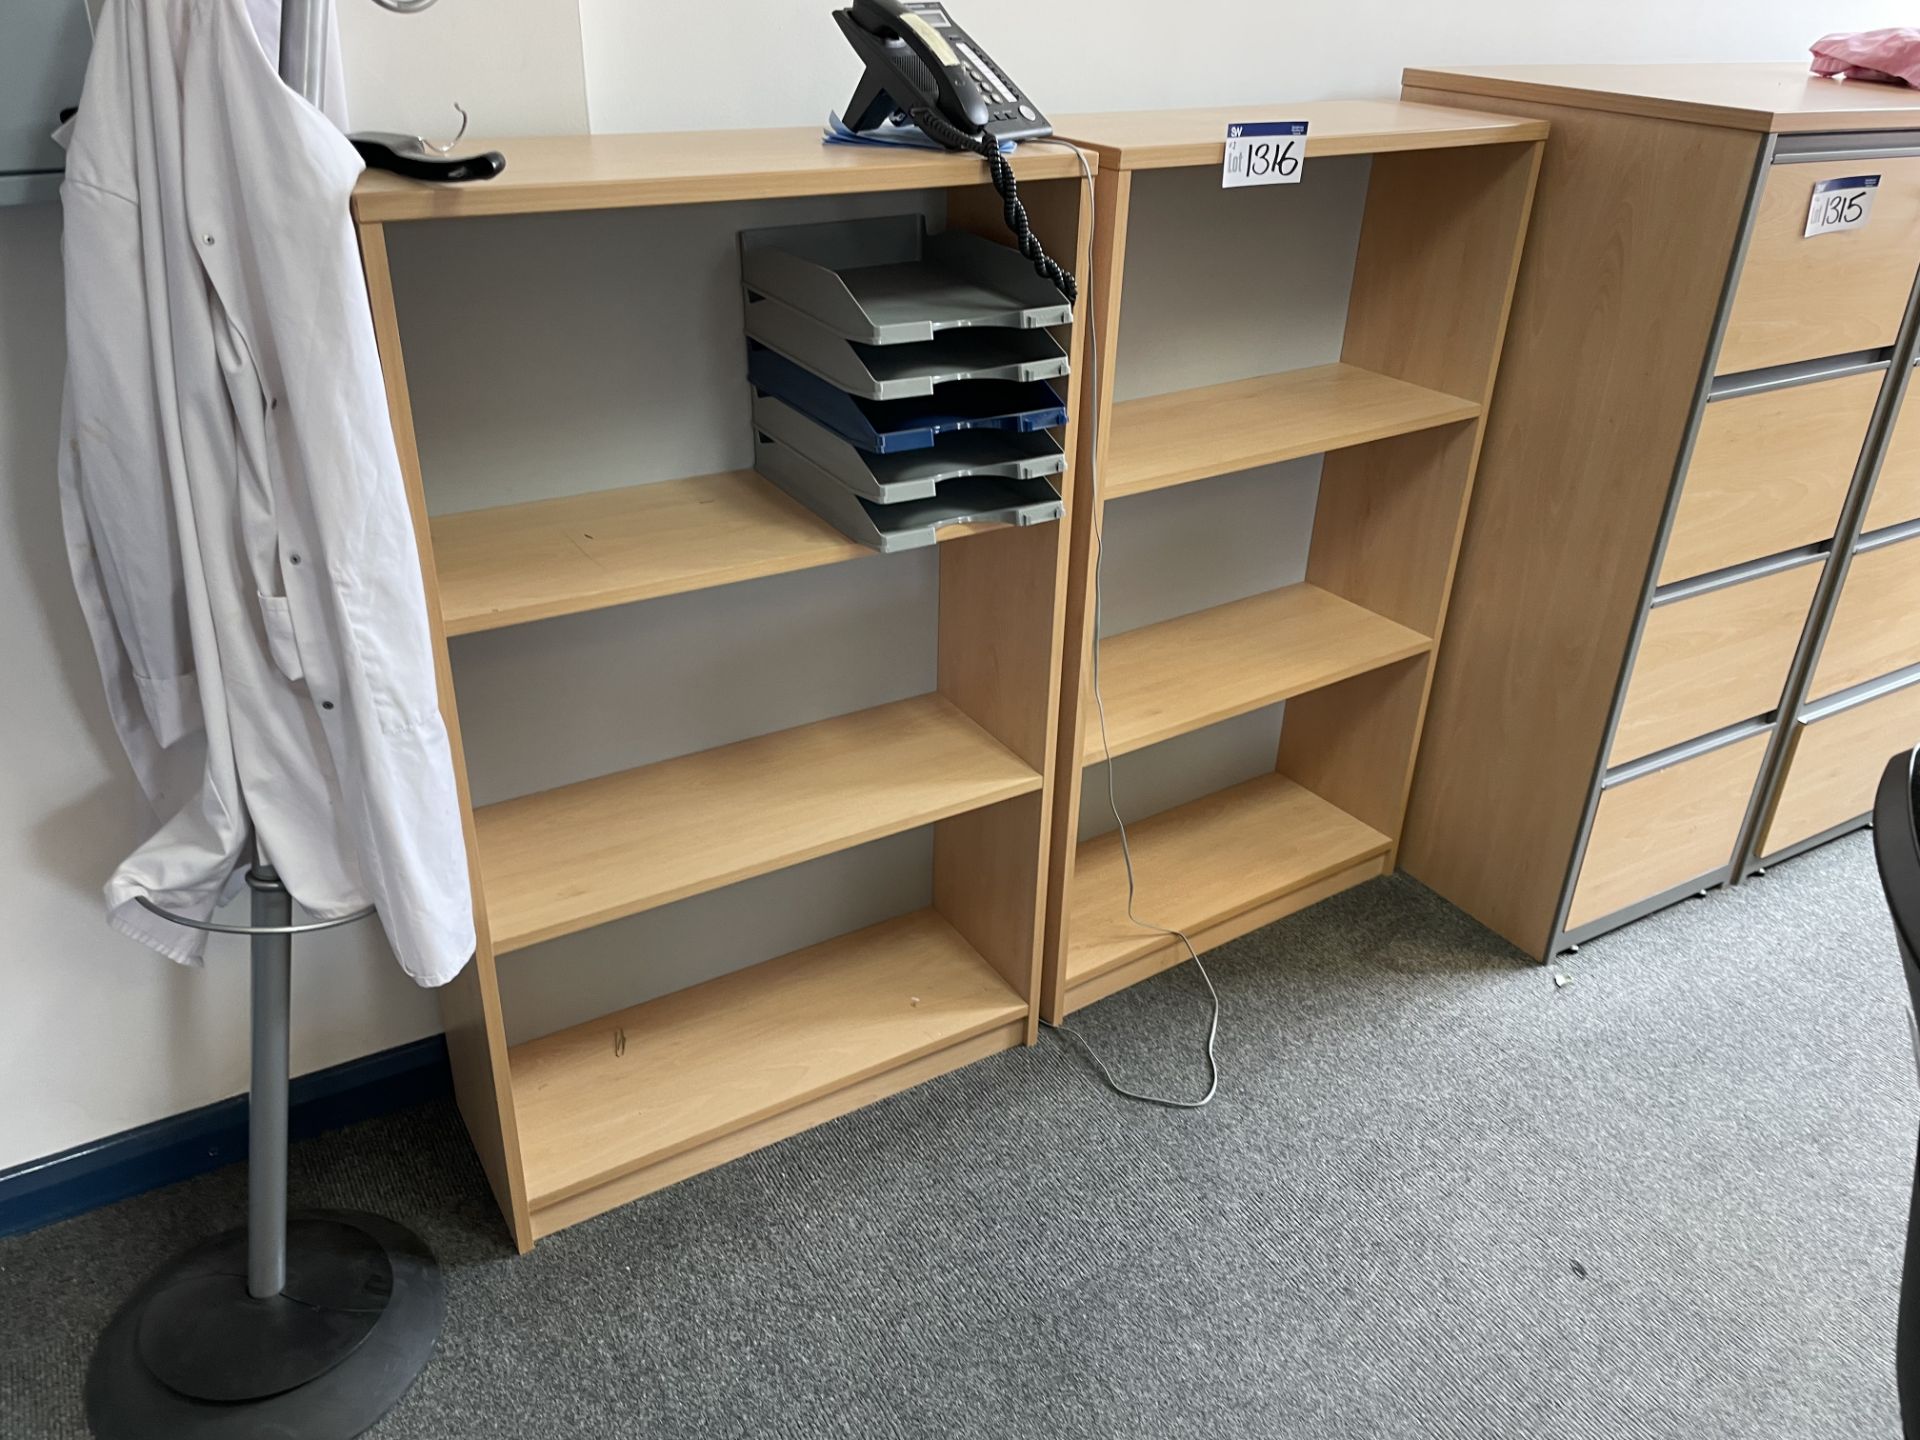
[837,0,1052,146]
[834,0,1077,304]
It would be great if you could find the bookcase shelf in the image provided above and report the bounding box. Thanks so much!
[1043,103,1542,1020]
[510,908,1025,1235]
[475,694,1041,954]
[431,470,867,635]
[1083,584,1431,764]
[1065,773,1392,1010]
[1104,363,1479,499]
[355,129,1092,1249]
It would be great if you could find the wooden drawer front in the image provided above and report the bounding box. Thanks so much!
[1867,386,1920,534]
[1717,158,1920,376]
[1763,679,1920,855]
[1810,536,1920,700]
[1659,372,1877,584]
[1608,562,1820,767]
[1567,731,1770,931]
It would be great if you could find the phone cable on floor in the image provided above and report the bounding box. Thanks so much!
[1027,138,1220,1110]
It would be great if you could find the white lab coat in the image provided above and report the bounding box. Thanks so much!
[58,0,475,985]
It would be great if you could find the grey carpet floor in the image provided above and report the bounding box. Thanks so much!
[2,833,1913,1439]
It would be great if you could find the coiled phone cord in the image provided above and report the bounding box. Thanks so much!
[909,107,1079,306]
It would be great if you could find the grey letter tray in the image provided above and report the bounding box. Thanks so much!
[740,215,1074,344]
[745,296,1068,399]
[753,394,1064,503]
[757,435,1062,553]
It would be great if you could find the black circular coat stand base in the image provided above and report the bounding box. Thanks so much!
[86,1209,444,1439]
[84,861,440,1439]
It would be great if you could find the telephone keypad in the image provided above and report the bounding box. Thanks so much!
[890,10,1052,144]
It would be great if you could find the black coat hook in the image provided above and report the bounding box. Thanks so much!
[351,106,505,184]
[350,132,506,183]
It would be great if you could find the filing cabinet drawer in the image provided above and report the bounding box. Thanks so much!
[1659,371,1877,584]
[1762,677,1920,855]
[1567,731,1771,931]
[1809,534,1920,700]
[1608,560,1820,766]
[1866,383,1920,534]
[1716,157,1920,376]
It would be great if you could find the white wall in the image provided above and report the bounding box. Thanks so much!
[336,0,587,137]
[571,0,1904,135]
[3,0,1910,1171]
[0,202,443,1169]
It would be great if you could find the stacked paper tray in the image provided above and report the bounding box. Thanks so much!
[755,433,1061,553]
[752,394,1064,502]
[740,214,1073,342]
[745,296,1068,400]
[747,348,1066,453]
[739,215,1072,552]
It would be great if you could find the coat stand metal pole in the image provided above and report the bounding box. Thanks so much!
[84,857,448,1440]
[248,863,294,1299]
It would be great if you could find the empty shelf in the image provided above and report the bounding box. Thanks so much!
[431,471,870,635]
[1082,584,1431,764]
[1104,363,1479,499]
[740,215,1073,343]
[1066,773,1392,994]
[510,909,1027,1217]
[745,297,1068,399]
[474,694,1041,953]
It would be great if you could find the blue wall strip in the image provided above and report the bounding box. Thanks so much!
[0,1034,451,1240]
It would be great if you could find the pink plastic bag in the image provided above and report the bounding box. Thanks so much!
[1811,28,1920,87]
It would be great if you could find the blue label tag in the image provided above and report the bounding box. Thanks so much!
[1226,121,1309,140]
[1223,120,1310,187]
[1814,174,1881,194]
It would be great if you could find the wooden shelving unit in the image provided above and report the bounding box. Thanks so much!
[510,909,1024,1231]
[1104,363,1481,498]
[1044,101,1543,1018]
[1084,585,1431,762]
[352,130,1090,1249]
[1066,774,1394,1009]
[474,694,1042,953]
[430,470,868,635]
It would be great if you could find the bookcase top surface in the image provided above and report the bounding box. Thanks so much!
[352,127,1090,222]
[1052,99,1547,170]
[1406,62,1920,134]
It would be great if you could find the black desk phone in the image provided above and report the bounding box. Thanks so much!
[833,0,1076,303]
[837,0,1052,146]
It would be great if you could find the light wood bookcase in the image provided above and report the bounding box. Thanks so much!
[1041,104,1543,1018]
[351,132,1091,1250]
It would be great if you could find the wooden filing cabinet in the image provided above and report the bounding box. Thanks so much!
[1867,397,1920,532]
[1763,675,1920,854]
[1567,732,1773,932]
[1716,156,1920,373]
[1399,64,1920,959]
[1657,373,1875,584]
[1811,532,1920,699]
[1606,560,1820,767]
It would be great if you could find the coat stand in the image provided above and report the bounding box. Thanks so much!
[83,856,446,1439]
[81,0,457,1431]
